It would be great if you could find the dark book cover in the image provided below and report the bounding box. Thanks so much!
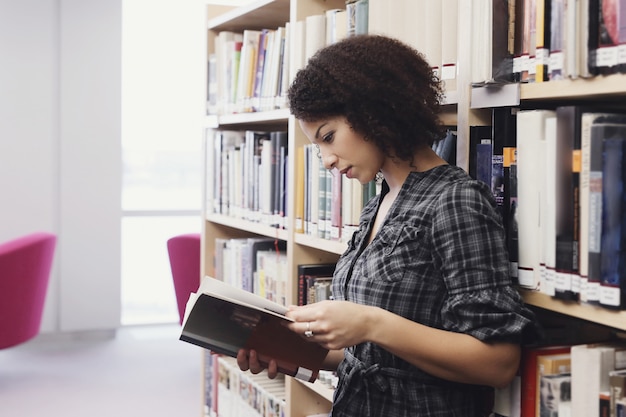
[469,125,493,181]
[586,116,626,305]
[439,129,458,166]
[271,131,288,227]
[596,0,621,75]
[297,263,336,306]
[600,128,626,309]
[492,0,514,82]
[588,0,602,75]
[243,237,286,294]
[513,0,526,82]
[181,276,329,383]
[496,108,518,281]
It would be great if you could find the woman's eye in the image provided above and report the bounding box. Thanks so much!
[322,132,334,143]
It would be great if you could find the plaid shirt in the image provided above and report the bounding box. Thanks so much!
[330,165,539,417]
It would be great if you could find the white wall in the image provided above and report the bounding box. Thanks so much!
[0,0,122,332]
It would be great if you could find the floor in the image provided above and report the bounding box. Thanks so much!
[0,324,203,417]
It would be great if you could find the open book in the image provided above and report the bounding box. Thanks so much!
[179,276,329,383]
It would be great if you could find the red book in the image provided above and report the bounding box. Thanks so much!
[520,345,572,417]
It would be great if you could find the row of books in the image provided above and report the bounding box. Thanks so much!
[208,0,460,116]
[204,353,286,417]
[207,0,369,116]
[295,130,456,242]
[496,339,626,417]
[473,0,626,86]
[297,263,336,307]
[471,106,626,310]
[209,27,288,115]
[206,127,456,243]
[206,129,288,229]
[295,144,378,243]
[516,107,626,309]
[366,0,459,90]
[214,237,288,307]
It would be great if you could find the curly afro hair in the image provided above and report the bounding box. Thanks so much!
[288,34,444,163]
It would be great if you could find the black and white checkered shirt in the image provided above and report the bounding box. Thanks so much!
[330,165,539,417]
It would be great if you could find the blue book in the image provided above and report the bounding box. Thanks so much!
[599,125,626,309]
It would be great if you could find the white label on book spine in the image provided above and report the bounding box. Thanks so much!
[518,268,535,289]
[600,286,620,307]
[294,367,313,382]
[554,271,572,291]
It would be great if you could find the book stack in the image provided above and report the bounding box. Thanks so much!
[211,27,289,115]
[296,144,376,243]
[214,237,287,304]
[501,106,626,310]
[207,129,289,229]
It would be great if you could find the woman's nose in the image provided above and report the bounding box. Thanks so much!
[321,152,337,170]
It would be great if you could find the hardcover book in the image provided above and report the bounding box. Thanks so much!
[180,276,329,383]
[599,128,626,309]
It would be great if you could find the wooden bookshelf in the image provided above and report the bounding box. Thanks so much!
[520,73,626,101]
[207,0,290,32]
[200,1,626,416]
[521,289,626,332]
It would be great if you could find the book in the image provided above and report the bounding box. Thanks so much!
[554,106,582,301]
[571,342,626,417]
[541,114,558,296]
[610,369,626,416]
[584,115,626,305]
[330,167,342,240]
[297,263,336,306]
[270,131,288,228]
[295,146,305,234]
[180,276,329,383]
[440,0,459,91]
[599,127,626,309]
[492,0,514,83]
[549,0,566,80]
[521,0,538,83]
[468,125,493,181]
[595,0,621,75]
[537,352,572,416]
[517,109,556,290]
[520,345,572,417]
[535,0,552,82]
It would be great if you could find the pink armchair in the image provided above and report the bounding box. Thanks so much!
[0,232,57,349]
[167,233,201,325]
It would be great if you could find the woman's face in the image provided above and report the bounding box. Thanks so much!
[299,117,384,185]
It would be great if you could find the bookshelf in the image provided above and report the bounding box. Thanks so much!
[514,74,626,333]
[201,1,626,416]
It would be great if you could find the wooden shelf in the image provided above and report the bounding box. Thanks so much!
[205,213,289,241]
[208,0,290,32]
[294,233,347,255]
[520,73,626,101]
[520,289,626,332]
[213,109,290,126]
[297,379,334,402]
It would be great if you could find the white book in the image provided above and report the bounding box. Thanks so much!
[304,14,326,63]
[541,115,557,296]
[441,0,459,91]
[516,109,556,290]
[571,343,626,417]
[289,20,306,83]
[423,0,443,77]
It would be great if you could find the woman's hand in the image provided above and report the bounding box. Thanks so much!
[236,349,279,379]
[285,300,376,350]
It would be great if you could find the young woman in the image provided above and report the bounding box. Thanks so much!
[237,34,540,416]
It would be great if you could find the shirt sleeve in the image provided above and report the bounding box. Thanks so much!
[431,179,541,344]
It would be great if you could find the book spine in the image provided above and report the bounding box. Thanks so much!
[599,134,626,309]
